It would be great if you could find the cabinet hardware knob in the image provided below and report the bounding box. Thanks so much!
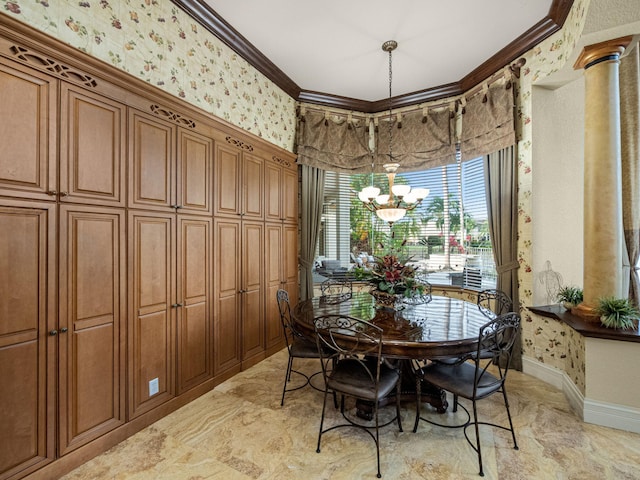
[172,303,183,308]
[47,190,57,196]
[49,329,58,336]
[60,327,68,333]
[176,205,183,209]
[171,205,178,209]
[59,191,68,197]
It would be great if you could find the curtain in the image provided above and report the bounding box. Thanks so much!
[461,84,516,161]
[484,146,520,369]
[296,110,372,173]
[620,42,640,307]
[374,108,456,171]
[299,165,325,300]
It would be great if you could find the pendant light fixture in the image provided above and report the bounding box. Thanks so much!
[358,40,429,225]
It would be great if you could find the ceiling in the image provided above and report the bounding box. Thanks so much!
[173,0,640,111]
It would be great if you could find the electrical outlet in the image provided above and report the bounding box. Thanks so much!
[149,377,159,396]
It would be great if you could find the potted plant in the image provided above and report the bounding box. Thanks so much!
[596,296,639,330]
[556,286,583,310]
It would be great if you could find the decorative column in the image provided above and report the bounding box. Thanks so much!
[573,36,633,319]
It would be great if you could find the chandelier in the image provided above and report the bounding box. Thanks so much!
[358,40,429,225]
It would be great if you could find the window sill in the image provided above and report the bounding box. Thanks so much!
[528,304,640,343]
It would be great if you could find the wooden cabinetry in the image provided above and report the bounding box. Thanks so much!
[59,84,126,206]
[58,205,126,454]
[213,142,264,219]
[129,109,213,215]
[0,25,297,480]
[0,200,56,479]
[0,60,57,201]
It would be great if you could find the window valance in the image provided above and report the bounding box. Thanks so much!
[459,83,516,161]
[296,77,515,171]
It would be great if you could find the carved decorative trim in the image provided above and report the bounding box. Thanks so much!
[10,45,98,88]
[150,104,196,128]
[271,155,292,168]
[225,136,254,152]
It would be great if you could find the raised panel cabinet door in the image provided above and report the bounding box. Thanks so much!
[213,218,241,374]
[0,201,56,479]
[213,143,241,217]
[242,152,264,219]
[0,60,57,201]
[57,205,126,455]
[177,215,212,393]
[128,211,176,419]
[264,224,284,350]
[177,129,213,215]
[128,109,176,212]
[282,167,298,224]
[241,221,264,363]
[264,162,282,222]
[59,84,126,206]
[283,224,299,306]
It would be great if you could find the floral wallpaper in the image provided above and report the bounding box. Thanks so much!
[516,0,590,393]
[1,0,297,152]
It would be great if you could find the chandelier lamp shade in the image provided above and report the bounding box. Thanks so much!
[358,40,429,225]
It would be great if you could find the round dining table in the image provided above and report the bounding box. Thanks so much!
[291,290,494,413]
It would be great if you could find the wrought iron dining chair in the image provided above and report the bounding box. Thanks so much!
[314,314,403,479]
[413,312,521,476]
[320,277,353,304]
[277,289,324,406]
[477,288,513,318]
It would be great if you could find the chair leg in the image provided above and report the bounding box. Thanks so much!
[280,354,294,406]
[471,399,484,477]
[395,378,403,433]
[316,388,330,454]
[452,393,459,412]
[373,400,381,478]
[502,387,519,450]
[413,375,422,433]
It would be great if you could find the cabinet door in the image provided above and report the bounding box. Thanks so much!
[242,152,264,219]
[128,211,176,418]
[58,205,125,454]
[213,218,242,373]
[0,201,56,478]
[213,143,241,217]
[177,129,213,215]
[177,215,212,393]
[282,167,298,224]
[59,84,126,206]
[128,110,176,212]
[264,162,282,223]
[0,60,57,201]
[283,224,299,306]
[241,221,264,364]
[265,224,284,350]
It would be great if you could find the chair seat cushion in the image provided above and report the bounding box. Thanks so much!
[327,358,399,401]
[289,337,321,358]
[421,362,502,400]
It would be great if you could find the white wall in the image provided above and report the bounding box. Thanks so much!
[531,79,585,305]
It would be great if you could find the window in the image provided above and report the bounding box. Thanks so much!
[316,157,497,289]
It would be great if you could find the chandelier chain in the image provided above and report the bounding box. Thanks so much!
[388,45,393,162]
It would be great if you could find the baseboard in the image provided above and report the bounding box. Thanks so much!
[584,398,640,434]
[522,356,640,433]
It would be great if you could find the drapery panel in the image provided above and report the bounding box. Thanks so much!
[373,108,456,171]
[620,42,640,306]
[299,165,326,300]
[461,84,516,161]
[296,110,372,174]
[484,146,521,370]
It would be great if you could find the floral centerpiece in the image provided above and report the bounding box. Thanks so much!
[354,240,430,308]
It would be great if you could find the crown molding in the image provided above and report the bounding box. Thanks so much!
[172,0,574,110]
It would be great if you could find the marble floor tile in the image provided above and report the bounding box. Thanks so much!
[61,350,640,479]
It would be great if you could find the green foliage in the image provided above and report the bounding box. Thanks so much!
[596,297,639,330]
[556,286,583,306]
